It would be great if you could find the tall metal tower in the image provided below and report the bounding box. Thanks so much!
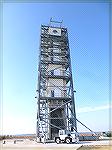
[36,19,77,142]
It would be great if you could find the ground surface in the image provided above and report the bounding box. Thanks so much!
[78,146,112,150]
[0,139,112,150]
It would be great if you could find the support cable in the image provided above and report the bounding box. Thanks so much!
[69,107,97,135]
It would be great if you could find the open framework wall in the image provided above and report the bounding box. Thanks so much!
[36,23,77,141]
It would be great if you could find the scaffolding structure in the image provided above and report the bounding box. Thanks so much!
[36,20,77,142]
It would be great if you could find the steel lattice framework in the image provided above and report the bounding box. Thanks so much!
[36,21,77,142]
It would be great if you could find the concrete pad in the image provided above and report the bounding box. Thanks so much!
[0,139,112,150]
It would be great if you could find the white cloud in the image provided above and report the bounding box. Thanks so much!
[2,115,36,135]
[77,104,112,113]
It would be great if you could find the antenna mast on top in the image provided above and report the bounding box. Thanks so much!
[49,17,63,27]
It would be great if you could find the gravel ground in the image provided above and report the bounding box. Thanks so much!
[0,139,111,150]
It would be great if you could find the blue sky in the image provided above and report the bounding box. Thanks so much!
[2,2,111,135]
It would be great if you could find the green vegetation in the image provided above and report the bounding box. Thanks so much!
[0,135,6,140]
[0,135,13,140]
[106,131,112,137]
[101,131,112,137]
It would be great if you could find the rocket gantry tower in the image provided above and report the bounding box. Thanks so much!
[36,19,77,141]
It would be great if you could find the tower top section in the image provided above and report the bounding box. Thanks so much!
[49,18,63,28]
[41,19,67,37]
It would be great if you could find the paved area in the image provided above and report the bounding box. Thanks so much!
[0,139,111,150]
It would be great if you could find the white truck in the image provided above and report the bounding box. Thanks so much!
[54,130,79,144]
